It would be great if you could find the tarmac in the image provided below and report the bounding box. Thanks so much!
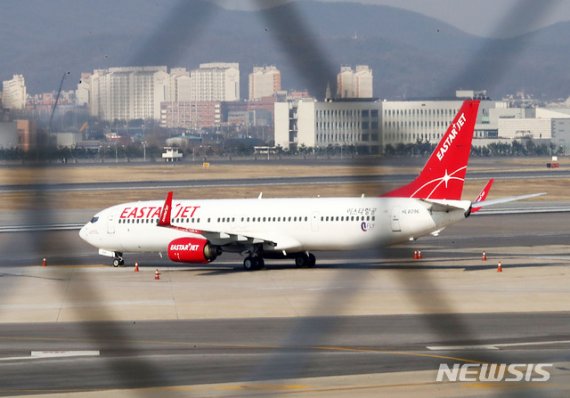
[0,210,569,397]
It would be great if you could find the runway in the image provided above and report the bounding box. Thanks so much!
[0,210,569,396]
[0,313,569,396]
[1,169,569,193]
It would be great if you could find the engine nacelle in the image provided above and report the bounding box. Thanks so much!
[167,237,219,264]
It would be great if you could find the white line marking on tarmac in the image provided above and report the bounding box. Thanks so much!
[427,340,570,351]
[426,345,498,351]
[0,351,100,361]
[0,300,174,310]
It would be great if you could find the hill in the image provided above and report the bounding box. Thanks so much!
[0,0,569,99]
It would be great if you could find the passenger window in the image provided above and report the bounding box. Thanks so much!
[326,216,329,221]
[304,217,308,221]
[372,216,375,221]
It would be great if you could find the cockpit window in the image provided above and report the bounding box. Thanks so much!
[90,216,99,223]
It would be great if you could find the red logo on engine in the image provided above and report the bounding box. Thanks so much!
[167,237,217,264]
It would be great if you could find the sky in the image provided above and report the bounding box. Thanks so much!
[215,0,570,38]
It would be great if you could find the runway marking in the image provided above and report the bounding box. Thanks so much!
[427,339,570,351]
[426,344,499,351]
[0,300,174,310]
[0,350,100,361]
[0,333,485,365]
[316,345,484,364]
[31,350,100,358]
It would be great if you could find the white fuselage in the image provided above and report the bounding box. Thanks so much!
[80,197,470,256]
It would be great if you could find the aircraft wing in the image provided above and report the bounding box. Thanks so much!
[156,191,302,250]
[160,224,303,251]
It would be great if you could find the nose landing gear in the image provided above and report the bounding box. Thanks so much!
[112,252,125,267]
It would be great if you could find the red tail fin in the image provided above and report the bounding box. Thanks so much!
[382,100,480,200]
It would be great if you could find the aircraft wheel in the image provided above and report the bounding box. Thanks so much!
[295,254,307,268]
[113,258,121,267]
[257,257,265,269]
[243,257,255,271]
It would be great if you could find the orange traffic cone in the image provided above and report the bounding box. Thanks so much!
[482,251,487,261]
[413,250,418,260]
[154,269,160,280]
[418,250,423,259]
[134,262,139,272]
[42,258,47,267]
[497,261,502,273]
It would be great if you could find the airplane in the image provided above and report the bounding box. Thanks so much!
[79,100,543,270]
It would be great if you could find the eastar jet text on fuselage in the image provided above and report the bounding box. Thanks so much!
[79,100,544,270]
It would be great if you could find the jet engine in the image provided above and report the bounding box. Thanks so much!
[167,237,220,263]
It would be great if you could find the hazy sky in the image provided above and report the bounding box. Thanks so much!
[215,0,570,38]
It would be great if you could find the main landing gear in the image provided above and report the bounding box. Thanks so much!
[243,256,265,271]
[242,251,317,271]
[295,252,316,268]
[112,252,125,267]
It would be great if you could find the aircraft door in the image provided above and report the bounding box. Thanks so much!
[107,214,115,234]
[391,208,402,232]
[311,211,320,232]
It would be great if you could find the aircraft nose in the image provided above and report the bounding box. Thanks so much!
[79,224,89,242]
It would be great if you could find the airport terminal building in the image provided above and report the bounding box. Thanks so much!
[274,91,507,153]
[274,98,381,153]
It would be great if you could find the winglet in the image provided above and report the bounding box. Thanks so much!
[471,178,494,214]
[157,191,173,227]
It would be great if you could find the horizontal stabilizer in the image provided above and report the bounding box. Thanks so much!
[421,199,471,213]
[473,193,546,208]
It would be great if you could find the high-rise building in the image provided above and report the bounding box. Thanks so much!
[190,63,240,102]
[160,101,221,129]
[2,75,27,110]
[336,65,373,99]
[86,66,170,121]
[76,73,91,106]
[248,66,281,100]
[169,68,191,102]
